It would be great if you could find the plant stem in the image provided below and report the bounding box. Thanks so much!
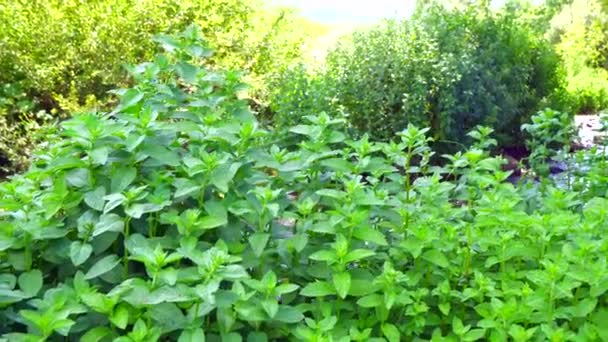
[123,217,132,279]
[194,300,201,319]
[24,233,32,271]
[404,145,412,231]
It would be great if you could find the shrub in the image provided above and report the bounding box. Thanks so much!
[0,0,309,174]
[266,63,340,129]
[553,3,608,113]
[0,0,306,105]
[0,83,54,177]
[3,27,608,341]
[320,4,563,147]
[522,108,576,177]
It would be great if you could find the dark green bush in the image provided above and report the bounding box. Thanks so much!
[3,26,608,341]
[0,83,55,177]
[315,4,564,147]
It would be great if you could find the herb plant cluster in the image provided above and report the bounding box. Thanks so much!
[2,28,608,341]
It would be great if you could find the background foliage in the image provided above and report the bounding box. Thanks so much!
[547,0,608,113]
[271,2,565,149]
[0,0,312,176]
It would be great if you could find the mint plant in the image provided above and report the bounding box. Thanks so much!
[522,108,576,183]
[2,26,608,341]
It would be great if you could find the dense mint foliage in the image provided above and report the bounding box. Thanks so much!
[2,28,608,341]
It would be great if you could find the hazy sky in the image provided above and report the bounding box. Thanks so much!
[272,0,417,24]
[271,0,534,24]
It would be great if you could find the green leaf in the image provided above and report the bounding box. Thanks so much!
[300,281,336,297]
[0,274,16,289]
[247,331,268,342]
[125,135,145,152]
[357,294,382,308]
[249,233,270,257]
[174,181,201,198]
[70,241,93,266]
[125,203,166,219]
[321,158,353,172]
[90,147,110,166]
[110,304,129,329]
[422,249,449,268]
[571,297,597,317]
[176,61,199,83]
[144,286,195,305]
[149,302,187,331]
[318,316,338,332]
[261,298,279,318]
[353,226,388,246]
[344,249,375,263]
[218,265,249,280]
[349,279,379,296]
[153,34,181,52]
[222,332,243,342]
[453,317,470,335]
[131,319,148,340]
[261,270,277,289]
[463,329,486,341]
[117,89,144,111]
[198,215,227,230]
[274,305,304,323]
[439,302,451,315]
[111,166,137,193]
[85,255,121,280]
[18,270,42,297]
[234,301,266,323]
[216,290,240,308]
[84,187,106,211]
[309,250,337,263]
[333,271,351,299]
[66,168,91,188]
[400,238,423,258]
[179,328,205,342]
[292,233,308,252]
[316,189,347,199]
[289,124,318,137]
[210,162,242,193]
[382,323,400,342]
[275,283,299,295]
[94,214,124,237]
[103,193,126,214]
[81,327,115,342]
[141,144,180,166]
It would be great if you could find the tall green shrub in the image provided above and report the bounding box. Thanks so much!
[266,63,340,129]
[554,4,608,113]
[321,4,563,147]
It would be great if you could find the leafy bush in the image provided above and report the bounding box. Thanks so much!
[0,83,54,177]
[553,2,608,113]
[266,63,340,129]
[3,27,608,341]
[522,108,576,177]
[313,4,564,147]
[0,0,309,175]
[0,0,306,104]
